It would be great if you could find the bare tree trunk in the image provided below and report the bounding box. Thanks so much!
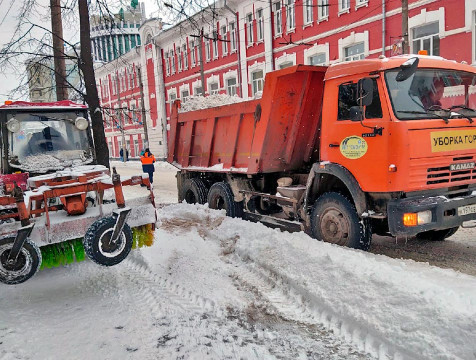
[78,0,110,168]
[50,0,68,100]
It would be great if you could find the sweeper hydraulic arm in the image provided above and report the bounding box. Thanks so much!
[0,101,156,285]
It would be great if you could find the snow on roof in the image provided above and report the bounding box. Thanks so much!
[0,100,87,110]
[178,94,245,113]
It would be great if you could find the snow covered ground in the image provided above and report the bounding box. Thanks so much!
[1,161,476,359]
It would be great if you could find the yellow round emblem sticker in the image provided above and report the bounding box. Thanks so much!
[340,136,368,159]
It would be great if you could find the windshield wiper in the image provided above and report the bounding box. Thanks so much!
[397,110,449,124]
[447,105,476,124]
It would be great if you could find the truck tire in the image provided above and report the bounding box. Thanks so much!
[83,216,133,266]
[416,226,459,241]
[207,182,243,218]
[182,178,208,205]
[0,237,42,285]
[311,192,372,250]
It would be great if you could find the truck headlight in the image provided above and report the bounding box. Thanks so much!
[403,210,432,226]
[75,116,89,130]
[7,118,20,133]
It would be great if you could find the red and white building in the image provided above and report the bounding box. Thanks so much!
[96,0,476,159]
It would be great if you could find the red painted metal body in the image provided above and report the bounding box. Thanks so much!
[168,65,326,174]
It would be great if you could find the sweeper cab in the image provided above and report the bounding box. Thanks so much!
[0,100,156,285]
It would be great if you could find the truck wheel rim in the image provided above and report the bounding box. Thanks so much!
[320,207,349,245]
[0,244,31,278]
[98,229,126,258]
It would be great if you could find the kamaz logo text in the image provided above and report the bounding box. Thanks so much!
[449,162,475,171]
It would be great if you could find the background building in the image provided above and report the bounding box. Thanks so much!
[95,0,476,160]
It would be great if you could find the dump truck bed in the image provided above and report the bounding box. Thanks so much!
[168,65,327,174]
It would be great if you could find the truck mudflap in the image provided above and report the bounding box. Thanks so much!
[387,193,476,236]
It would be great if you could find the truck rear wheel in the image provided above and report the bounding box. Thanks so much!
[311,192,371,250]
[416,226,459,241]
[182,178,208,204]
[0,237,42,285]
[207,182,243,218]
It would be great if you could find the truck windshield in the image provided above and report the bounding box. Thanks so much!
[8,112,92,173]
[385,69,476,120]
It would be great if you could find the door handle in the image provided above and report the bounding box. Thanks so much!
[329,143,339,148]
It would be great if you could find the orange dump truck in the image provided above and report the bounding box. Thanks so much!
[168,56,476,249]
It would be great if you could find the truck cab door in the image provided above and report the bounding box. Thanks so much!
[320,76,391,192]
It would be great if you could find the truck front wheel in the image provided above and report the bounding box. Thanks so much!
[207,182,243,218]
[311,192,372,250]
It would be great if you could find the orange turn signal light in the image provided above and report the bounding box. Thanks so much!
[4,100,12,105]
[403,213,418,227]
[418,50,428,56]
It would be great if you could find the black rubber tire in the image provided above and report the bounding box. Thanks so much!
[207,182,243,218]
[311,192,372,250]
[0,237,42,285]
[416,226,459,241]
[182,178,208,204]
[83,216,133,266]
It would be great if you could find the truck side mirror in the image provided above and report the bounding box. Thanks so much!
[357,78,373,107]
[350,106,363,122]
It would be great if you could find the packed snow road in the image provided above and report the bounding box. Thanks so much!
[1,161,476,359]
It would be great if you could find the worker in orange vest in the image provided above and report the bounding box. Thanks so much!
[140,148,156,188]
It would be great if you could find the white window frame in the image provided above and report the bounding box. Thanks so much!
[411,22,440,56]
[171,50,176,74]
[408,8,446,56]
[182,44,188,69]
[190,41,196,66]
[338,31,369,63]
[212,31,219,59]
[209,82,219,95]
[343,42,365,62]
[192,79,203,96]
[205,37,211,61]
[257,9,264,42]
[338,0,350,16]
[251,70,264,96]
[274,2,282,37]
[177,46,182,72]
[286,0,295,31]
[223,70,238,97]
[221,25,228,55]
[355,0,368,10]
[275,52,296,69]
[246,13,254,45]
[226,77,237,96]
[303,0,313,25]
[304,43,329,65]
[318,0,329,21]
[206,74,220,95]
[230,22,237,52]
[181,89,190,103]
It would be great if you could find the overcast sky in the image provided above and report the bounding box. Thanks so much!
[0,0,160,101]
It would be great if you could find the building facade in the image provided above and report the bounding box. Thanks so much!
[96,0,476,159]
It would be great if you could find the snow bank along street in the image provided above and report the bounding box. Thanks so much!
[1,162,476,359]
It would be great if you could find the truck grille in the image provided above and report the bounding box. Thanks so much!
[409,156,476,188]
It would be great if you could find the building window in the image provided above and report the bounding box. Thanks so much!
[308,53,326,65]
[177,47,183,71]
[344,42,365,61]
[181,89,190,103]
[412,22,440,56]
[356,0,368,7]
[171,50,176,73]
[134,140,139,157]
[286,0,295,31]
[279,61,294,69]
[205,37,211,61]
[257,9,264,41]
[213,31,219,58]
[304,0,313,25]
[230,22,237,51]
[221,25,228,55]
[194,86,203,96]
[317,0,329,20]
[247,13,254,45]
[190,41,196,66]
[274,2,282,36]
[210,82,219,95]
[183,44,188,69]
[168,91,177,113]
[339,0,350,12]
[165,52,170,76]
[226,77,237,96]
[252,70,264,96]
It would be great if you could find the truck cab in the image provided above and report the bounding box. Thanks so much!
[319,55,476,239]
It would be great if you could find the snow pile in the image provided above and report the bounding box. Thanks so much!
[155,204,476,360]
[11,152,93,173]
[179,94,245,113]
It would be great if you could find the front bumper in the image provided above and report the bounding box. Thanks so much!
[387,193,476,236]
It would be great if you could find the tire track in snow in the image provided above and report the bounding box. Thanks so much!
[228,250,417,360]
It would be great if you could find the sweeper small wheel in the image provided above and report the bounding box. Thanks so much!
[0,237,42,285]
[83,216,133,266]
